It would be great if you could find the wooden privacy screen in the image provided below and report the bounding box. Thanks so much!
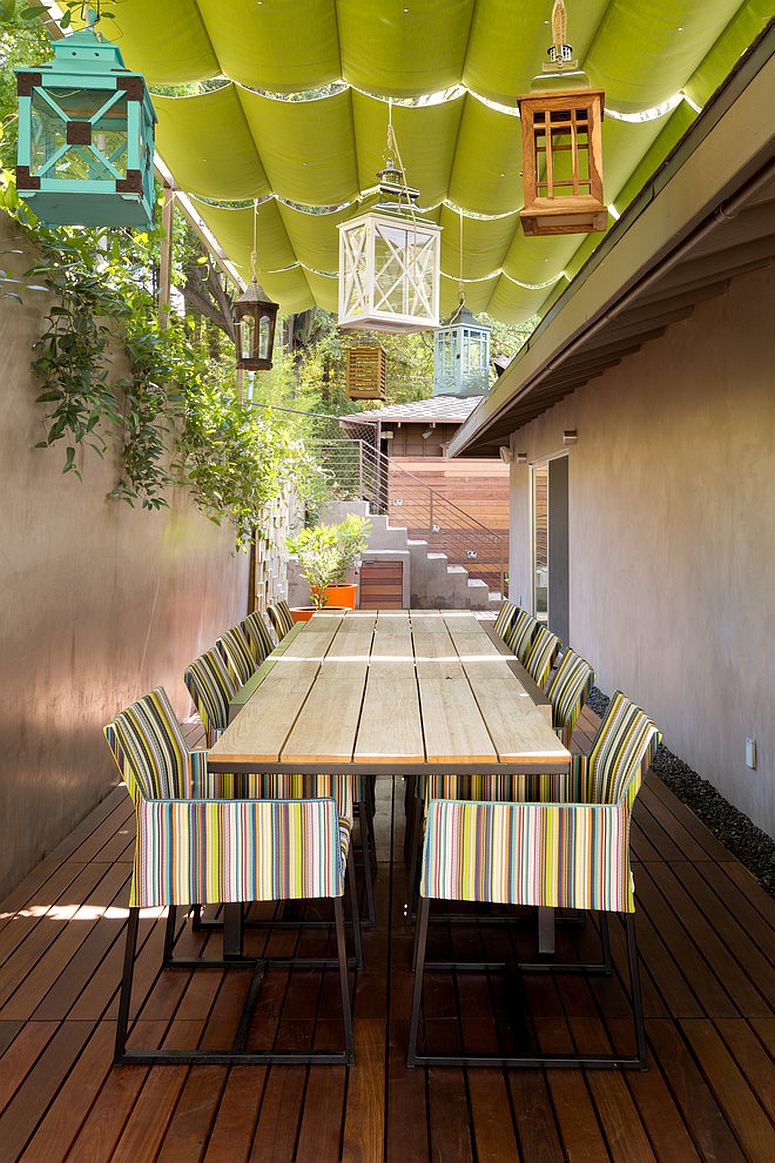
[359,561,404,608]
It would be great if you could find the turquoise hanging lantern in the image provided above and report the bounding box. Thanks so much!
[15,26,157,229]
[433,307,491,398]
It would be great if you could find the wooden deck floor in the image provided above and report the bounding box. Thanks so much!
[1,708,775,1162]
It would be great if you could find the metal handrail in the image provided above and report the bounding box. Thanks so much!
[309,438,506,597]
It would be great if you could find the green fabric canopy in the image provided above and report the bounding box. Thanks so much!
[105,0,770,321]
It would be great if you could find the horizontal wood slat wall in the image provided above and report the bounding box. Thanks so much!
[387,457,509,577]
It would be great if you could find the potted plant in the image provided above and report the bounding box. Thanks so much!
[286,514,371,619]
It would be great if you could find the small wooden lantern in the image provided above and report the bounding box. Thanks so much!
[15,28,156,229]
[433,306,491,397]
[234,280,279,371]
[346,345,387,400]
[338,156,441,333]
[517,1,606,237]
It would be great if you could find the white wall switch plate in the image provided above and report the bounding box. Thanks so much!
[745,737,757,770]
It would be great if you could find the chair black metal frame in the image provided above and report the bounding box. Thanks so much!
[114,851,362,1067]
[407,896,647,1070]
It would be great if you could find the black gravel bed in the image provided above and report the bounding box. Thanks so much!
[588,687,775,898]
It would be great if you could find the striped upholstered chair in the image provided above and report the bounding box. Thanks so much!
[407,692,661,1069]
[216,625,257,687]
[183,646,236,747]
[493,600,519,640]
[267,599,295,639]
[241,610,275,663]
[523,624,562,689]
[105,688,357,1066]
[546,648,596,747]
[504,609,539,664]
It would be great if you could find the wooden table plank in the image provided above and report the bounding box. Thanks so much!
[355,663,425,764]
[283,658,369,764]
[412,624,497,765]
[443,616,568,769]
[211,615,345,763]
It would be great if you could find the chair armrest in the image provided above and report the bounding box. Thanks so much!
[131,797,345,908]
[421,797,634,913]
[185,751,266,800]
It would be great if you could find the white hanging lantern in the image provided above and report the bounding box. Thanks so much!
[338,152,441,333]
[433,306,491,397]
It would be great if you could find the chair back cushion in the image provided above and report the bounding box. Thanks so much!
[104,687,188,803]
[588,691,662,805]
[183,648,236,738]
[268,600,294,638]
[524,625,562,689]
[505,610,538,662]
[241,611,275,662]
[494,600,519,639]
[545,649,596,746]
[216,626,256,687]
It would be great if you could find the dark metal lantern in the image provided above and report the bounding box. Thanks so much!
[234,280,279,371]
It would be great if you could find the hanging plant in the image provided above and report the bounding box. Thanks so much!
[29,237,129,477]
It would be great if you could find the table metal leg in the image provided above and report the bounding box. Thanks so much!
[223,902,244,959]
[538,906,556,955]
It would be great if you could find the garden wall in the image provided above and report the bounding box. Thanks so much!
[0,211,250,899]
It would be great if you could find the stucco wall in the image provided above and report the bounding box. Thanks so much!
[507,263,775,836]
[0,213,250,898]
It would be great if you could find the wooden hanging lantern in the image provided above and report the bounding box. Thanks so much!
[517,2,606,237]
[346,345,387,400]
[234,279,279,371]
[15,27,156,229]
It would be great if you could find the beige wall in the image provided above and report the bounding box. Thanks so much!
[0,213,250,898]
[507,263,775,835]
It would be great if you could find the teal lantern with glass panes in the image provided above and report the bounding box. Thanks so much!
[433,306,491,397]
[15,27,157,228]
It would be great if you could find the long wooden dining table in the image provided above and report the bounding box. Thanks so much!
[208,609,570,778]
[208,609,570,958]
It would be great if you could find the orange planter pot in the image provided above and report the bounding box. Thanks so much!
[291,606,349,623]
[322,584,358,610]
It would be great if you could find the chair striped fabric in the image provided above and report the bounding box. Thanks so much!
[267,599,295,639]
[183,647,236,747]
[241,611,275,662]
[493,600,519,640]
[216,625,257,687]
[546,648,596,747]
[105,687,208,803]
[504,609,539,663]
[407,692,661,1069]
[104,689,357,1067]
[523,625,562,689]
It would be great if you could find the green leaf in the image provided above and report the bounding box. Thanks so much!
[59,9,71,26]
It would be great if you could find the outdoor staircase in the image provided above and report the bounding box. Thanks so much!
[302,418,507,610]
[364,514,502,611]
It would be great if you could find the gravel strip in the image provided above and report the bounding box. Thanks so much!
[588,687,775,898]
